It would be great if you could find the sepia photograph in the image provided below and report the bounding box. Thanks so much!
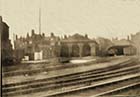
[1,0,140,97]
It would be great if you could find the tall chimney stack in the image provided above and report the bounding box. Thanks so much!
[0,16,2,23]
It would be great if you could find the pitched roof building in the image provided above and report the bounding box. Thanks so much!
[60,33,98,57]
[14,32,98,61]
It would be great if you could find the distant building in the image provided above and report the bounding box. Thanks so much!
[60,33,98,57]
[131,32,140,57]
[14,30,61,60]
[14,29,137,60]
[14,31,98,61]
[0,16,13,65]
[108,38,136,56]
[96,37,113,56]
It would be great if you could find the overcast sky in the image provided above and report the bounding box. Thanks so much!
[1,0,140,42]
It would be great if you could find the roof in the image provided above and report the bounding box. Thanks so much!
[112,39,132,46]
[62,33,91,42]
[108,45,133,50]
[61,33,97,43]
[68,33,89,40]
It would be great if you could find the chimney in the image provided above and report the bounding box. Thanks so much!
[31,29,35,36]
[127,35,130,40]
[0,16,2,23]
[51,32,54,37]
[16,35,18,40]
[85,34,88,38]
[42,33,45,37]
[64,35,67,39]
[27,32,29,38]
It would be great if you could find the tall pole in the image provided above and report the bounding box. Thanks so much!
[39,0,41,34]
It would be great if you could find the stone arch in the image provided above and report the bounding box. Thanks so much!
[82,43,91,56]
[72,44,80,57]
[60,44,69,57]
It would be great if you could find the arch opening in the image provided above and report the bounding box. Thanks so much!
[60,44,69,57]
[82,44,91,56]
[72,44,80,57]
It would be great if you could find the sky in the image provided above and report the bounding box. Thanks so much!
[1,0,140,42]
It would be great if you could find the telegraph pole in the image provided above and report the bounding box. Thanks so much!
[39,0,41,34]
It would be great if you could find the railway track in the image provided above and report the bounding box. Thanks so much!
[3,72,139,97]
[2,56,120,73]
[3,57,137,87]
[2,56,136,77]
[43,74,140,97]
[54,77,140,97]
[2,58,140,97]
[3,64,140,91]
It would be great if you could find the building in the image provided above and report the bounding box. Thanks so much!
[131,32,140,57]
[14,30,61,60]
[60,33,98,57]
[107,38,136,56]
[0,16,13,65]
[96,37,113,56]
[14,31,98,61]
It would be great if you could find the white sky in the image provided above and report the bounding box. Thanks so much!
[1,0,140,42]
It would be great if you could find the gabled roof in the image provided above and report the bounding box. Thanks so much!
[112,39,132,46]
[64,33,90,41]
[108,45,134,50]
[61,33,98,44]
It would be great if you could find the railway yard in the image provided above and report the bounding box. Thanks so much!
[2,56,140,97]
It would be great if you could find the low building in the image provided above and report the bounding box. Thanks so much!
[14,32,98,61]
[107,38,136,56]
[108,45,136,56]
[60,33,98,57]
